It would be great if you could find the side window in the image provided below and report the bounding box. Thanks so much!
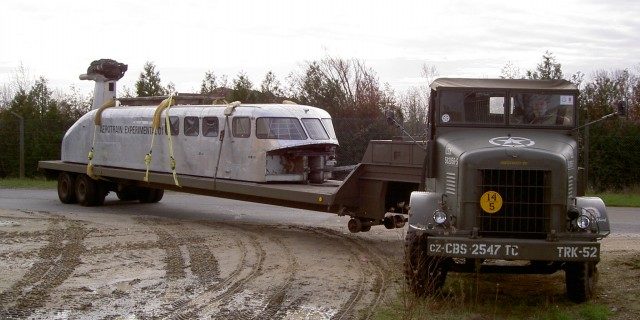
[184,116,199,136]
[164,116,179,136]
[232,117,251,138]
[202,116,219,137]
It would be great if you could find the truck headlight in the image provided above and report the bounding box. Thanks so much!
[433,210,447,225]
[576,215,591,230]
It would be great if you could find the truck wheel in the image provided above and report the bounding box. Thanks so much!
[75,174,104,206]
[404,230,448,296]
[138,188,164,203]
[57,172,77,204]
[565,261,597,303]
[116,186,139,201]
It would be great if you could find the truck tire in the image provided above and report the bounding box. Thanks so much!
[404,230,448,296]
[75,174,105,206]
[57,172,77,204]
[116,186,139,201]
[138,188,164,203]
[565,261,597,303]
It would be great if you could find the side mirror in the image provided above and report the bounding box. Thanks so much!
[616,100,627,117]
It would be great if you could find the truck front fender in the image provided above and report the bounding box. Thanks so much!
[575,196,610,237]
[408,191,442,231]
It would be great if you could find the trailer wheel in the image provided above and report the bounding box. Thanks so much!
[565,261,597,303]
[404,230,448,296]
[75,174,104,206]
[138,188,164,203]
[116,187,139,201]
[57,172,77,204]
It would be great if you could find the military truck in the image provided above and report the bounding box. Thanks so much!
[404,78,613,302]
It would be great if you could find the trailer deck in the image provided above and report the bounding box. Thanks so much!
[39,160,346,213]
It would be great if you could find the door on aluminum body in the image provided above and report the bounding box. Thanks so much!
[218,114,257,181]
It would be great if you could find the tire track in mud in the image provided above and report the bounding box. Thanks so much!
[254,231,299,320]
[0,218,89,319]
[131,218,234,319]
[304,227,389,320]
[177,222,268,319]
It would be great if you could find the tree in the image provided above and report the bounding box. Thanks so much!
[259,71,283,103]
[228,72,256,102]
[0,77,88,177]
[500,61,524,79]
[135,61,166,97]
[526,51,563,80]
[200,70,218,94]
[288,56,397,164]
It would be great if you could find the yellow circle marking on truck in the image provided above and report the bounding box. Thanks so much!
[480,191,502,214]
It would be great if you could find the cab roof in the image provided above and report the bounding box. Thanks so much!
[430,78,578,92]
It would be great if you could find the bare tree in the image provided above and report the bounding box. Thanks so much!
[500,61,524,79]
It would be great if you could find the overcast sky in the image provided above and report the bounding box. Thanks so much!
[2,0,639,95]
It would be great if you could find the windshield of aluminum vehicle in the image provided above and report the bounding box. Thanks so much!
[256,117,307,140]
[302,118,330,140]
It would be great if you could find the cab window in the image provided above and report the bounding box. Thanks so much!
[439,91,506,125]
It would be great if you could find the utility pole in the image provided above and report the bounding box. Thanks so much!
[9,111,24,179]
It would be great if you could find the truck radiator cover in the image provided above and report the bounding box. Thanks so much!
[476,169,551,239]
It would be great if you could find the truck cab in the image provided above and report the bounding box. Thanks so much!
[405,78,609,302]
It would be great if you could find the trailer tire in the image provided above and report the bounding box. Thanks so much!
[116,187,139,201]
[404,230,448,296]
[75,174,103,206]
[57,172,77,204]
[565,261,597,303]
[138,188,164,203]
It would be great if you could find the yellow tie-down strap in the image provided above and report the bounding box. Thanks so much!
[87,99,116,179]
[144,96,180,187]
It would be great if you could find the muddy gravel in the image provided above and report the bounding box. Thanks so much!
[0,208,401,319]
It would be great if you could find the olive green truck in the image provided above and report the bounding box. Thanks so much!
[405,78,613,302]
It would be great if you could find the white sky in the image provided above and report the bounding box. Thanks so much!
[2,0,639,95]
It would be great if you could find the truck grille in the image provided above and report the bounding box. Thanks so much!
[476,169,551,239]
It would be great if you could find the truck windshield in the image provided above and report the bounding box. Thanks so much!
[439,91,575,127]
[510,93,574,127]
[439,91,506,125]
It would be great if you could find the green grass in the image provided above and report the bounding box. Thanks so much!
[591,192,640,207]
[0,177,56,189]
[373,274,613,320]
[588,185,640,207]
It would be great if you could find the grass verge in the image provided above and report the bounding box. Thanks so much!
[588,185,640,207]
[0,177,56,189]
[373,272,614,320]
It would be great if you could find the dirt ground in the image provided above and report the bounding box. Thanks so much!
[0,207,638,319]
[0,208,401,319]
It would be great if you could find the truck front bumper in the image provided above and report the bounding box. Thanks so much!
[427,236,600,261]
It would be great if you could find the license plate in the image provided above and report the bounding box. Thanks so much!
[426,238,600,261]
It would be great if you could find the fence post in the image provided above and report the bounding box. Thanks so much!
[9,111,24,179]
